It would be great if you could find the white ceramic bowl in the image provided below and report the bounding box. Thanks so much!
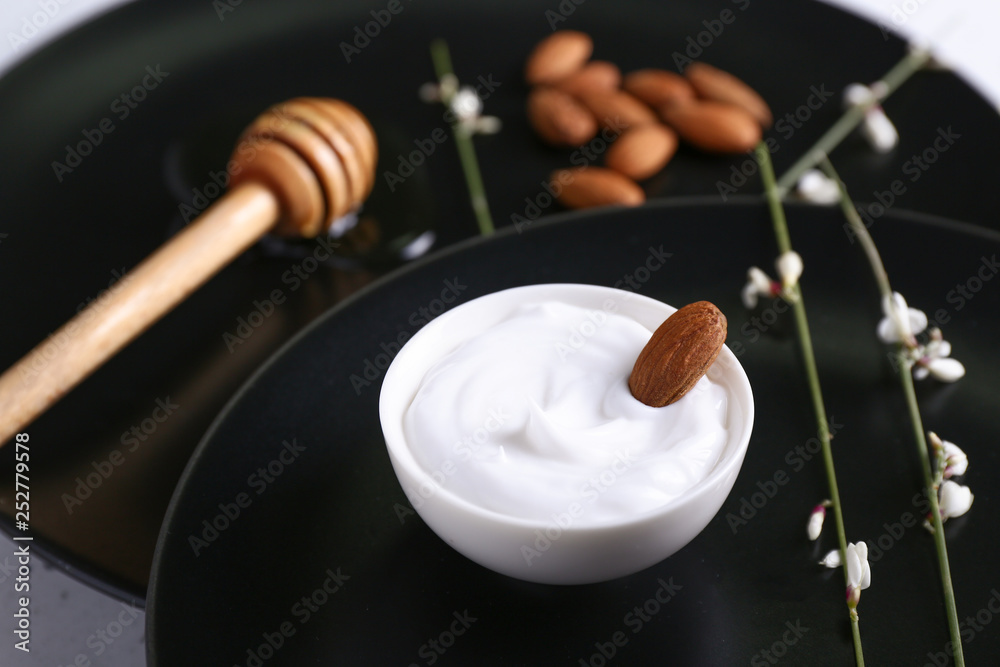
[379,284,753,584]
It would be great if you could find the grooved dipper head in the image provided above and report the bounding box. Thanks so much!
[228,98,378,238]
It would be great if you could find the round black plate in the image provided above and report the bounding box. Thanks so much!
[148,201,1000,665]
[2,0,999,606]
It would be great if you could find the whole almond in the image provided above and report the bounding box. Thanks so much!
[528,87,598,147]
[629,301,727,407]
[623,69,696,109]
[551,167,645,209]
[576,89,658,132]
[685,62,773,128]
[605,124,678,180]
[556,60,622,98]
[660,100,761,153]
[525,30,593,85]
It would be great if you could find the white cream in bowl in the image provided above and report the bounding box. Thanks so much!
[379,284,753,584]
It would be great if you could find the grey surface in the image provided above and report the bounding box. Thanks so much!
[0,532,145,666]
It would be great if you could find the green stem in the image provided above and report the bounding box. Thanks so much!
[755,143,864,666]
[430,39,495,236]
[820,156,965,667]
[899,357,965,667]
[775,48,931,196]
[818,158,892,299]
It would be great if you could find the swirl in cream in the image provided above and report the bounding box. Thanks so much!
[402,300,730,525]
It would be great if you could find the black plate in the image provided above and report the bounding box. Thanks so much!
[148,201,1000,665]
[2,0,1000,606]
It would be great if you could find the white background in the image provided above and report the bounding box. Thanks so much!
[2,0,999,108]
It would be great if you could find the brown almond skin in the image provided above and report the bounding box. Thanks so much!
[528,87,599,147]
[556,60,622,98]
[524,30,593,85]
[623,69,696,109]
[551,167,645,209]
[685,62,773,128]
[605,124,678,180]
[659,100,761,153]
[576,89,658,132]
[629,301,727,407]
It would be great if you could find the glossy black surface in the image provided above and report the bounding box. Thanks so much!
[1,0,998,610]
[148,202,1000,665]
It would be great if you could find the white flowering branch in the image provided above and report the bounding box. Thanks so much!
[754,143,865,666]
[818,156,967,667]
[774,47,931,196]
[425,39,498,236]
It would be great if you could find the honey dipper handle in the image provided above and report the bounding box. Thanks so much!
[0,182,279,445]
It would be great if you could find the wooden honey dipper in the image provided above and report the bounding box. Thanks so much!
[0,98,378,446]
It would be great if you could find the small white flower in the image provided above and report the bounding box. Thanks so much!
[939,480,974,520]
[819,549,841,568]
[877,292,927,345]
[844,83,898,153]
[741,266,777,309]
[844,541,871,614]
[776,250,803,291]
[941,440,969,478]
[929,431,968,478]
[418,73,458,102]
[421,77,501,137]
[418,82,443,103]
[465,115,502,135]
[861,109,899,153]
[807,501,829,541]
[916,357,966,382]
[843,83,874,108]
[795,169,841,204]
[912,328,966,382]
[450,86,483,122]
[845,542,871,591]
